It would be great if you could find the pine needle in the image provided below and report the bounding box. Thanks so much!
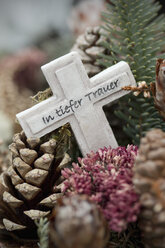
[99,0,165,145]
[35,218,49,248]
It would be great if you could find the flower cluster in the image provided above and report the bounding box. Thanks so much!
[62,145,140,232]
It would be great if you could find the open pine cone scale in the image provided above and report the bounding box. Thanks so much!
[0,131,70,239]
[71,26,106,77]
[133,129,165,247]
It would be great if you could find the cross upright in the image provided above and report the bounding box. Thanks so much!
[17,52,136,156]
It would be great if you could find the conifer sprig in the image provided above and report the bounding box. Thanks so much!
[99,0,165,144]
[35,218,49,248]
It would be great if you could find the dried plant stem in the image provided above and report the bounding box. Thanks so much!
[122,82,153,98]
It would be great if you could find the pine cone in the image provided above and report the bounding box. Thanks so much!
[0,131,70,240]
[133,129,165,248]
[49,195,109,248]
[71,26,106,77]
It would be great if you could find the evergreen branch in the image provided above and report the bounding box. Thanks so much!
[35,218,49,248]
[99,0,165,145]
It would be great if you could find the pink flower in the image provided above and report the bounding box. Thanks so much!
[62,145,140,232]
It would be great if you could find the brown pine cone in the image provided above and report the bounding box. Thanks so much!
[133,129,165,248]
[71,26,106,77]
[49,195,109,248]
[0,131,70,240]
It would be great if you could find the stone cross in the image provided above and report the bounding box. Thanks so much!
[17,52,136,156]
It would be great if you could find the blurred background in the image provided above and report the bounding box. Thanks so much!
[0,0,105,145]
[0,0,105,53]
[0,0,164,146]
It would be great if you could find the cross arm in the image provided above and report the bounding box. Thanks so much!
[90,61,136,106]
[16,97,69,138]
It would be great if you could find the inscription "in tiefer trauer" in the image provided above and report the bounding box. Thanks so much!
[42,78,119,125]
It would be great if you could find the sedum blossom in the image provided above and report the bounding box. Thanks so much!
[62,145,140,232]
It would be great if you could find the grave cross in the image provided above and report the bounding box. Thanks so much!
[17,52,136,156]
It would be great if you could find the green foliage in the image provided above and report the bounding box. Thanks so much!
[107,223,144,248]
[35,218,49,248]
[99,0,165,145]
[52,123,81,161]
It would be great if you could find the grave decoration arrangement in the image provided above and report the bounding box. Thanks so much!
[0,0,165,248]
